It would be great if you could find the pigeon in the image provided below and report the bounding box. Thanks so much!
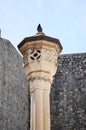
[37,24,42,32]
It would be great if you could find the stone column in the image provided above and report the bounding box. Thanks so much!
[18,26,62,130]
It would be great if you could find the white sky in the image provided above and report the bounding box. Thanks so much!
[0,0,86,54]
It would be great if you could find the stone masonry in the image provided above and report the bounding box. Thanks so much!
[50,53,86,130]
[0,38,29,130]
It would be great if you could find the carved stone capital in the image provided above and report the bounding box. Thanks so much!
[23,46,58,77]
[27,72,52,93]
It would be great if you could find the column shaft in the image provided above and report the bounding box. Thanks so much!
[30,92,35,130]
[43,90,50,130]
[35,89,43,130]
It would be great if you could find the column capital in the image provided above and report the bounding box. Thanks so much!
[23,45,59,77]
[28,72,52,93]
[18,33,63,78]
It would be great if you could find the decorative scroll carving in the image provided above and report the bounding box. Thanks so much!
[42,48,57,64]
[23,47,58,65]
[28,76,51,83]
[28,72,52,84]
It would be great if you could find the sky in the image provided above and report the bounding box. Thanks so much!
[0,0,86,54]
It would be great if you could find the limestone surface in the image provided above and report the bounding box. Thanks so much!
[0,38,29,130]
[51,53,86,130]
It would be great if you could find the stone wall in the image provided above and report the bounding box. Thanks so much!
[0,38,29,130]
[50,53,86,130]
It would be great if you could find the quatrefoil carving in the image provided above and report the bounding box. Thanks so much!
[30,49,41,60]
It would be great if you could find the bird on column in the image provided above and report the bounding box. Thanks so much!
[37,24,43,32]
